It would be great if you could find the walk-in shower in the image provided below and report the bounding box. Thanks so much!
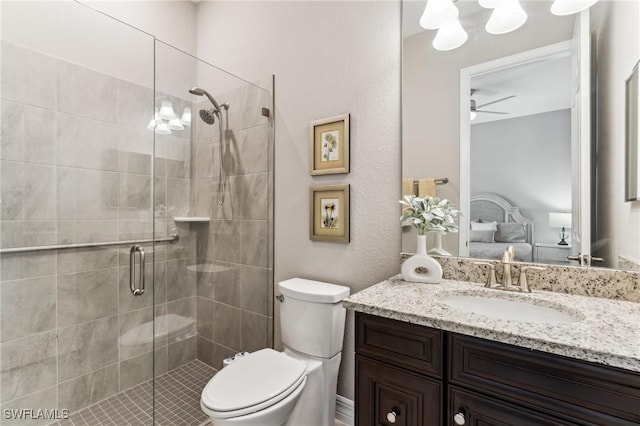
[0,2,273,425]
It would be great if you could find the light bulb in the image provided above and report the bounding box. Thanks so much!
[181,107,192,126]
[158,101,178,121]
[168,118,184,131]
[485,1,528,35]
[550,0,598,15]
[420,0,459,30]
[470,110,477,121]
[155,121,172,135]
[432,18,468,51]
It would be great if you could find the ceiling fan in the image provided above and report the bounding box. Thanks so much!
[470,89,516,120]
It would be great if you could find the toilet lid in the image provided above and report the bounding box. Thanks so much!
[201,348,307,414]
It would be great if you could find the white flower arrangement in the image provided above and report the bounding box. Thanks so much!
[400,195,461,235]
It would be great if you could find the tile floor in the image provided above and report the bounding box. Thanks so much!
[49,359,351,426]
[50,360,214,426]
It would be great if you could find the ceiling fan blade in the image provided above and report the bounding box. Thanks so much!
[476,95,516,109]
[476,110,508,115]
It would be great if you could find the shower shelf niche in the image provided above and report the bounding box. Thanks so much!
[173,217,210,222]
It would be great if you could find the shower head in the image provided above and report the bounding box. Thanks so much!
[199,108,217,125]
[189,86,222,112]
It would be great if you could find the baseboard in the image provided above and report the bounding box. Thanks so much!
[335,395,354,425]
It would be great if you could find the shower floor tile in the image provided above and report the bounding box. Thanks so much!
[51,360,215,426]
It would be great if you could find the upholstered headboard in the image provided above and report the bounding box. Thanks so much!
[470,193,534,244]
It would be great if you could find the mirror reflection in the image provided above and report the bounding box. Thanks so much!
[402,0,640,270]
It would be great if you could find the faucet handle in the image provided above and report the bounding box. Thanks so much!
[473,262,498,288]
[500,246,516,264]
[517,266,547,292]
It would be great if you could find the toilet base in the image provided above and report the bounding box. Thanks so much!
[284,348,342,426]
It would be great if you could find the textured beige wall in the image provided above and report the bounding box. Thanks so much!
[195,1,402,400]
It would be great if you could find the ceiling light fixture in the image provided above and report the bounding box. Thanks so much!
[550,0,599,16]
[420,0,459,30]
[433,18,468,51]
[485,0,528,34]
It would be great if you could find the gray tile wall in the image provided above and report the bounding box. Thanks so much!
[193,81,274,370]
[0,41,197,420]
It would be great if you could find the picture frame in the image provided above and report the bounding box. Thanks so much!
[625,60,639,202]
[309,185,350,243]
[309,114,350,175]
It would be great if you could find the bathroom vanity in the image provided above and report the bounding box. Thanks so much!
[345,277,640,425]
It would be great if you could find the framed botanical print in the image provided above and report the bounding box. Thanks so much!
[309,114,350,175]
[309,185,350,243]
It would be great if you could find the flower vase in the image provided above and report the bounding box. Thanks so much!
[401,234,443,283]
[427,230,451,256]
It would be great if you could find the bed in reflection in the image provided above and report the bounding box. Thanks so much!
[469,193,533,262]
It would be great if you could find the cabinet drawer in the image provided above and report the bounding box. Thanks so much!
[449,385,577,426]
[356,356,441,426]
[356,312,443,378]
[449,334,640,425]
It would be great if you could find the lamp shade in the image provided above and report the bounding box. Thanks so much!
[548,212,571,228]
[168,118,185,131]
[550,0,599,16]
[420,0,459,30]
[485,1,528,35]
[158,101,178,121]
[181,107,192,126]
[433,18,468,51]
[155,121,172,135]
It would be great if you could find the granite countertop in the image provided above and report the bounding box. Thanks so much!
[344,276,640,372]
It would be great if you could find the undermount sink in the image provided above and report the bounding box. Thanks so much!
[439,294,583,324]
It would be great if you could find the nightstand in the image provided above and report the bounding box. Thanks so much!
[535,242,572,264]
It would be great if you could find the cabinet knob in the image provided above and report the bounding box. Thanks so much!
[386,407,400,424]
[453,411,466,425]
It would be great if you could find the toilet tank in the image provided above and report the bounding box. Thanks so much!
[278,278,350,358]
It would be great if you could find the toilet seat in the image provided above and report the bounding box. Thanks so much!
[201,348,307,419]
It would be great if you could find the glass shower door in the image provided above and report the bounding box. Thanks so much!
[153,41,274,424]
[0,2,158,424]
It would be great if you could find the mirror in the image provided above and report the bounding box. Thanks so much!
[402,0,640,270]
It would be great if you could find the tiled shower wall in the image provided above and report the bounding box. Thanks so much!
[0,41,197,419]
[193,82,274,369]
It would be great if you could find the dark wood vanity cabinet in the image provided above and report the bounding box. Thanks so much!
[355,312,640,426]
[355,312,443,425]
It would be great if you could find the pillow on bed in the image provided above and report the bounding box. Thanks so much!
[470,230,495,243]
[495,223,526,242]
[470,220,498,231]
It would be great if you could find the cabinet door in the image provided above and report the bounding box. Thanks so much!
[356,356,441,426]
[449,386,578,426]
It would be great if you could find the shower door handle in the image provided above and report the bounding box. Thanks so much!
[129,245,145,296]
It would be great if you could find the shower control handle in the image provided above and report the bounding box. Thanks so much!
[130,245,145,296]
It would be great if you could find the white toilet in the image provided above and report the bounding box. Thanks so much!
[200,278,350,426]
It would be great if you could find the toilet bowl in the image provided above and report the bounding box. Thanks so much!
[201,278,350,426]
[201,349,307,426]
